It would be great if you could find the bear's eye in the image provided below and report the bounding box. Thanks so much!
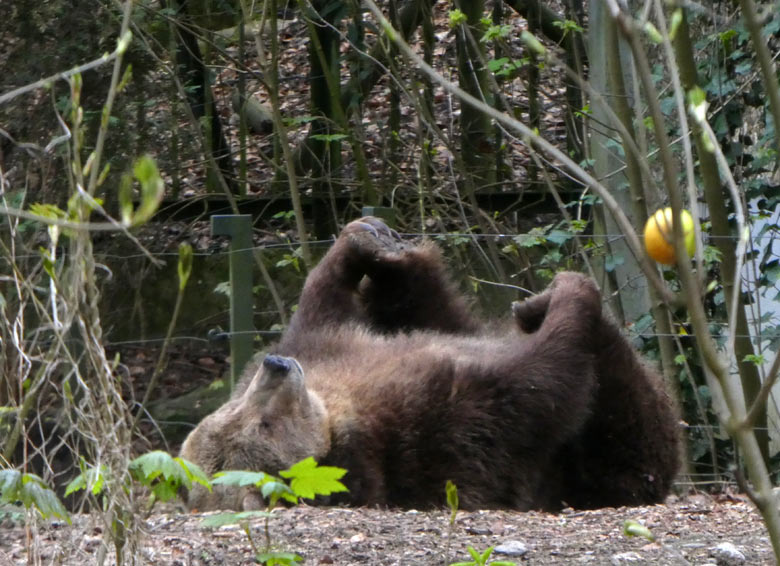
[259,419,272,430]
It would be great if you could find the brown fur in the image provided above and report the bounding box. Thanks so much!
[181,217,680,511]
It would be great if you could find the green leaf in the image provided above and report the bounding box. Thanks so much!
[132,155,164,225]
[546,229,573,246]
[96,163,111,187]
[481,24,512,42]
[668,9,682,41]
[513,228,547,248]
[201,510,272,527]
[21,479,70,522]
[743,354,766,366]
[152,481,178,502]
[177,243,193,291]
[118,173,133,225]
[687,86,708,124]
[449,9,467,27]
[552,19,583,35]
[65,464,106,497]
[39,247,57,280]
[131,451,182,484]
[116,29,133,55]
[278,457,348,500]
[285,115,316,127]
[604,254,625,273]
[117,64,133,93]
[310,133,347,143]
[0,470,70,523]
[488,57,509,72]
[129,451,209,501]
[644,22,662,44]
[0,469,23,502]
[176,457,211,490]
[446,480,458,525]
[214,281,231,298]
[261,480,295,503]
[256,551,303,565]
[212,470,269,488]
[29,203,67,222]
[272,210,296,220]
[623,519,655,541]
[520,31,545,56]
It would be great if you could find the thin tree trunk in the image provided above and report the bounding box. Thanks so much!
[169,0,238,193]
[455,0,495,193]
[673,8,768,461]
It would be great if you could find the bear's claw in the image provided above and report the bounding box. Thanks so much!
[353,221,380,238]
[342,216,405,258]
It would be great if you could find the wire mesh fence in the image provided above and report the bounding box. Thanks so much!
[2,223,780,491]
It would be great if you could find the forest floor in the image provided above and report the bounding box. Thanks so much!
[0,493,775,565]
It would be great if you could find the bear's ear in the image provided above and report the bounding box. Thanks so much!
[247,354,308,409]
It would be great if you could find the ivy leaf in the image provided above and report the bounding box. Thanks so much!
[278,457,347,500]
[546,229,573,246]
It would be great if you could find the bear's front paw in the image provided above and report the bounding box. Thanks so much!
[341,216,406,262]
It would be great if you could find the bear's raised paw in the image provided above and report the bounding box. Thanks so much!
[340,216,407,262]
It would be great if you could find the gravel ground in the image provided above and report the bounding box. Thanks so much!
[0,493,775,565]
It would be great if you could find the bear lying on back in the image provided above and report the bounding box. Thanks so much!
[181,217,680,511]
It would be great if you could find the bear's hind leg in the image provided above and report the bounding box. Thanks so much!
[501,272,603,449]
[559,317,681,508]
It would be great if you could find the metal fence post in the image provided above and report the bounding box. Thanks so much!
[211,214,254,389]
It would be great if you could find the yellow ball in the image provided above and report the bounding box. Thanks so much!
[644,207,695,265]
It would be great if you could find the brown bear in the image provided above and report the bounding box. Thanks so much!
[180,216,680,511]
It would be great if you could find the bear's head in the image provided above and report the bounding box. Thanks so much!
[180,354,330,510]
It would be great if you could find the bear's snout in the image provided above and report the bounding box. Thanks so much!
[263,354,291,374]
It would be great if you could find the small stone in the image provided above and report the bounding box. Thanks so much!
[494,540,528,557]
[349,533,366,544]
[710,542,746,565]
[610,551,644,565]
